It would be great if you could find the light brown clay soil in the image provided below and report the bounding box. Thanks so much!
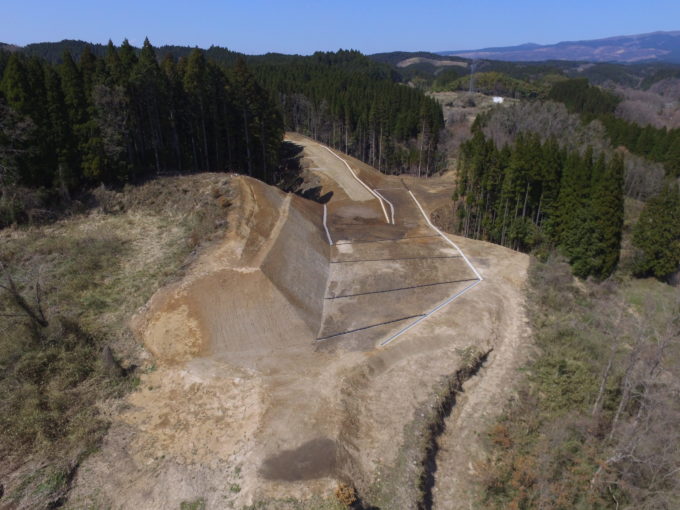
[67,134,530,509]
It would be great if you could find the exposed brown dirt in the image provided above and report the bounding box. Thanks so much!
[67,134,529,509]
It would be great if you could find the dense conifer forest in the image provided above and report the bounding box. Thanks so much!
[456,128,624,278]
[0,41,444,227]
[0,38,283,197]
[255,50,444,175]
[633,182,680,280]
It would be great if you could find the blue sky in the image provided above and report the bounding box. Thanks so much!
[4,0,680,54]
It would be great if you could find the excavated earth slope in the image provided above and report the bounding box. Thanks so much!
[133,178,330,366]
[69,134,530,509]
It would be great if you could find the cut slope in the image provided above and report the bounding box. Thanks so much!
[260,195,330,333]
[133,176,330,366]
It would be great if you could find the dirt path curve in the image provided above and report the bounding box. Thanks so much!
[431,285,531,510]
[300,140,376,202]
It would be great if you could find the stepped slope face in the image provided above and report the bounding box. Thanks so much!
[71,135,530,509]
[133,177,330,365]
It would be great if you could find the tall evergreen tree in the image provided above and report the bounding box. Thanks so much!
[44,66,77,191]
[0,54,45,186]
[633,183,680,280]
[457,132,625,278]
[118,39,138,77]
[588,153,624,278]
[130,38,167,173]
[231,58,263,177]
[1,54,31,114]
[183,49,211,172]
[104,40,124,85]
[557,150,592,262]
[79,45,97,97]
[59,51,87,127]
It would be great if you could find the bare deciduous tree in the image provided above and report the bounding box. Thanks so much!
[480,100,667,199]
[591,299,680,508]
[614,83,680,130]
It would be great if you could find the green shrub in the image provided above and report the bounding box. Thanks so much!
[180,499,206,510]
[481,256,680,509]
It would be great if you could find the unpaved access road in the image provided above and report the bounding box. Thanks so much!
[69,134,530,510]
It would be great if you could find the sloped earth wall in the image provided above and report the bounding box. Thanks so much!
[69,139,529,510]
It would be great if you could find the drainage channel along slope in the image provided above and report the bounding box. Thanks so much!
[300,139,483,351]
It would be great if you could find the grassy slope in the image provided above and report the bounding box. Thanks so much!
[471,191,680,509]
[477,234,679,510]
[0,174,232,508]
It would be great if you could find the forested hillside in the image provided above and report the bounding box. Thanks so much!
[7,41,446,175]
[451,93,680,280]
[457,130,624,278]
[1,41,445,228]
[375,50,680,94]
[549,79,680,176]
[0,38,283,225]
[433,70,549,98]
[255,50,444,175]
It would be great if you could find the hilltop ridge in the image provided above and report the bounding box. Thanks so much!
[440,30,680,63]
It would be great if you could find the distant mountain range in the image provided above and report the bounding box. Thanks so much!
[441,31,680,63]
[4,30,680,66]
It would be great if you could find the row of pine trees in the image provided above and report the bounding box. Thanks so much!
[456,129,624,278]
[0,38,283,192]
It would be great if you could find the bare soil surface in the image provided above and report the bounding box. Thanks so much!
[397,57,468,69]
[67,134,529,509]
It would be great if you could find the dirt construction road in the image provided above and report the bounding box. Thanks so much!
[69,134,530,509]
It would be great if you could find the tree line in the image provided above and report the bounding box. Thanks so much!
[0,38,283,197]
[456,128,624,278]
[253,50,445,176]
[602,116,680,176]
[549,78,680,177]
[1,41,447,214]
[633,182,680,281]
[433,70,544,98]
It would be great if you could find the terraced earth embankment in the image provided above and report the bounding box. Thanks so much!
[68,134,530,510]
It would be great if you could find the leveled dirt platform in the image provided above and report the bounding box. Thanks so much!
[69,134,530,510]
